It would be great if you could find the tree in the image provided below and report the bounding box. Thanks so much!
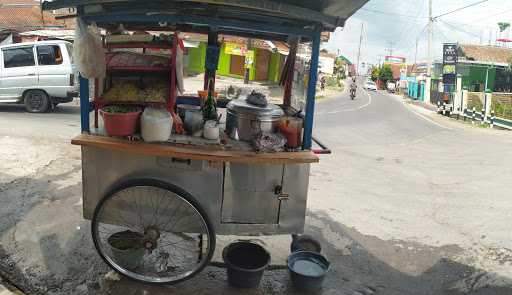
[370,66,380,81]
[378,64,393,84]
[498,22,510,33]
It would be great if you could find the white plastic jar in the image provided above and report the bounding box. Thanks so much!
[141,107,173,142]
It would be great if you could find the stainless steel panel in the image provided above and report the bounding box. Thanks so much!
[81,146,311,235]
[221,163,283,224]
[81,147,224,231]
[217,164,310,235]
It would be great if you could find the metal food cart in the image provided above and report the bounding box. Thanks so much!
[43,0,368,285]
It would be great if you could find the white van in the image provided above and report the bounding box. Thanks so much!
[0,40,78,112]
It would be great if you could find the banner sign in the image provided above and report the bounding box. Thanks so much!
[225,42,248,56]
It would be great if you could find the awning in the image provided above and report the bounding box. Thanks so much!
[42,0,369,32]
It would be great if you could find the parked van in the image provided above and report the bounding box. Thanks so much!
[0,40,78,112]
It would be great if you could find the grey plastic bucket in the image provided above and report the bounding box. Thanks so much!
[288,251,330,291]
[222,241,271,288]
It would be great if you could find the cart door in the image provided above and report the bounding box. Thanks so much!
[221,163,283,224]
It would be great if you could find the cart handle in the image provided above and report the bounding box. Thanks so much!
[312,136,331,155]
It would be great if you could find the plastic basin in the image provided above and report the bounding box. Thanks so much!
[101,109,141,137]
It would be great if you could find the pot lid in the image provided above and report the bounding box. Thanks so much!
[227,99,284,117]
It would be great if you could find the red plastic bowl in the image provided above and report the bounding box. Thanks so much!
[100,109,141,137]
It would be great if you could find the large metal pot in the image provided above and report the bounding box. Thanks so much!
[226,99,284,141]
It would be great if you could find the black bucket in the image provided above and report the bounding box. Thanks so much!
[222,241,271,288]
[288,251,330,291]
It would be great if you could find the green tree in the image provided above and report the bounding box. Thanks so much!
[370,66,380,81]
[378,64,393,84]
[498,22,510,33]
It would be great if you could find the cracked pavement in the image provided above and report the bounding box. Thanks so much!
[0,87,511,295]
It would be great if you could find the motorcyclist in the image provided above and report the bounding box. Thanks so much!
[350,77,357,98]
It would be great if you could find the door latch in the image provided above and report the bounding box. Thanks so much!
[274,185,290,201]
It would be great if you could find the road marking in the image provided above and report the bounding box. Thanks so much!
[385,94,453,131]
[318,88,372,114]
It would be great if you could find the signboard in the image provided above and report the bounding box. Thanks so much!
[443,43,457,64]
[384,55,406,64]
[225,42,248,56]
[245,50,254,68]
[442,64,456,75]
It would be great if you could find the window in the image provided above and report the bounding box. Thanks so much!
[37,45,63,65]
[3,47,35,68]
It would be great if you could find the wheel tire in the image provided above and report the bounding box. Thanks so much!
[24,90,50,113]
[91,178,216,285]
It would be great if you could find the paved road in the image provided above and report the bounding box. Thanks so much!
[0,85,511,294]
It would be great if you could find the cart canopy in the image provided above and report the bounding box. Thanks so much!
[43,0,368,34]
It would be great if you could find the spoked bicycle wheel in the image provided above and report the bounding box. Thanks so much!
[91,179,215,284]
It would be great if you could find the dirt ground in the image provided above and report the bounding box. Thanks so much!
[0,84,511,294]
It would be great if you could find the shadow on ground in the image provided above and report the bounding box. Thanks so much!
[0,159,511,294]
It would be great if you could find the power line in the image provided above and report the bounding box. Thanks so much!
[459,7,512,25]
[434,0,489,19]
[439,20,481,39]
[359,8,428,19]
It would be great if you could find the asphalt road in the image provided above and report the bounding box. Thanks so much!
[0,83,511,295]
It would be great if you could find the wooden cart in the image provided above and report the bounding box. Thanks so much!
[43,0,367,285]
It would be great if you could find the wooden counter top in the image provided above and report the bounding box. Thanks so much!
[71,134,319,164]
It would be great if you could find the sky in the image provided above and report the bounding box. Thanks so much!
[323,0,512,69]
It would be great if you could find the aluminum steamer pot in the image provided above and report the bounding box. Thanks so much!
[226,99,284,141]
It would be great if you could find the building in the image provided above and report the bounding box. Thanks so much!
[0,0,75,44]
[438,43,512,93]
[184,33,288,83]
[318,50,336,75]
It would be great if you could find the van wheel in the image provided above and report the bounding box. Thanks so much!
[24,90,50,113]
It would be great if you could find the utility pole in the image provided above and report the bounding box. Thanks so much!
[414,39,418,65]
[426,0,433,104]
[385,41,395,57]
[356,22,364,76]
[427,0,433,77]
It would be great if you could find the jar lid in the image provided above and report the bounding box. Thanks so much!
[227,99,284,117]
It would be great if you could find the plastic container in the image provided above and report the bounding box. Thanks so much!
[279,117,303,148]
[108,231,144,270]
[290,235,322,253]
[203,120,219,140]
[101,108,141,137]
[287,251,330,291]
[222,241,270,288]
[141,107,172,142]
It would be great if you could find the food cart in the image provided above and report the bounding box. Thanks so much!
[43,0,368,285]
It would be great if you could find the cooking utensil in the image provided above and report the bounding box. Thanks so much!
[226,99,284,142]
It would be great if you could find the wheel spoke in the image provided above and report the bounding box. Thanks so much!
[92,183,215,284]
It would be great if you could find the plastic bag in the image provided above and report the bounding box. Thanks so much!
[73,18,106,78]
[176,40,185,95]
[141,107,172,142]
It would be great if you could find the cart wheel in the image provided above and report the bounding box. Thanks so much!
[91,179,216,285]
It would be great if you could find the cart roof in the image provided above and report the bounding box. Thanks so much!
[42,0,368,36]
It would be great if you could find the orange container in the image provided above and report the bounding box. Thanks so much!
[197,90,219,99]
[279,117,303,149]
